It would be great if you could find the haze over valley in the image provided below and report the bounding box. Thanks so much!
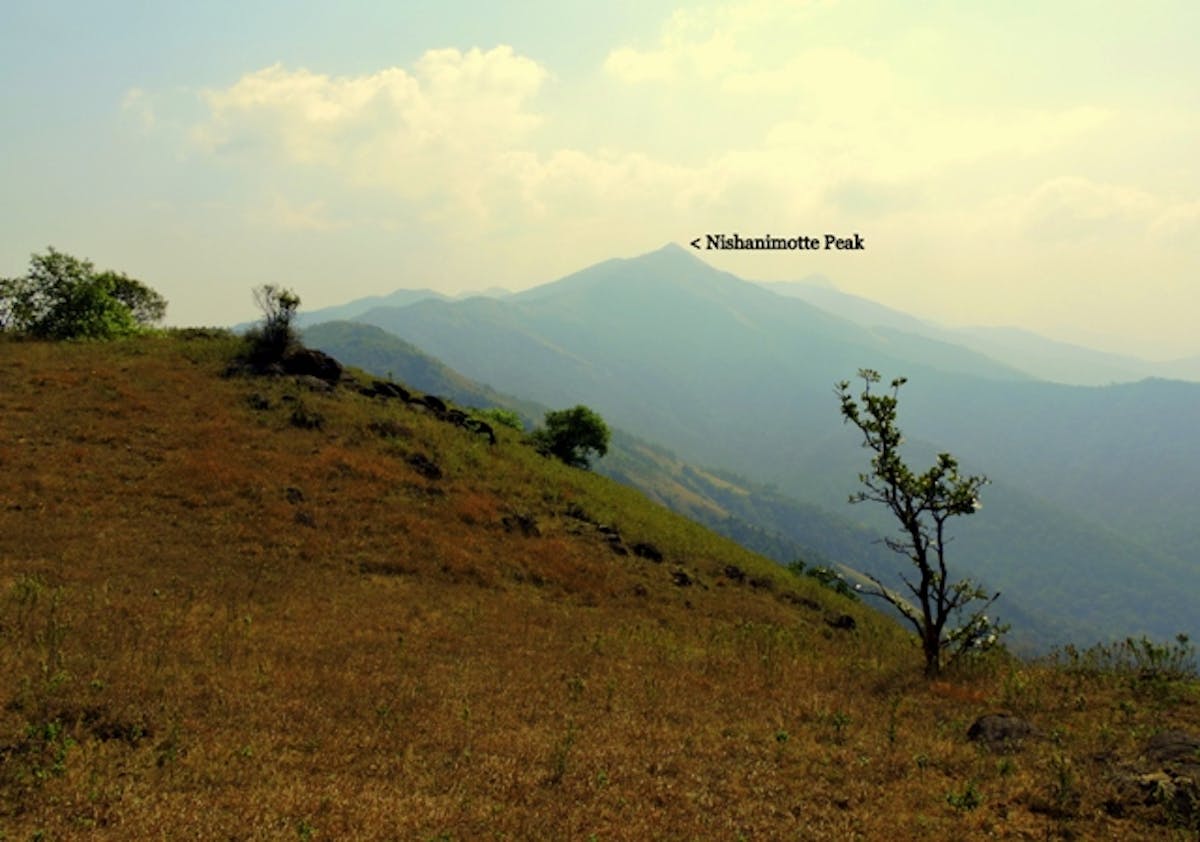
[300,243,1200,651]
[6,2,1200,836]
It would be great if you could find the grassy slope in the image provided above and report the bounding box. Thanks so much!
[299,319,1126,650]
[1,334,1197,840]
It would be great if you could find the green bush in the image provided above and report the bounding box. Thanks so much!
[529,405,610,469]
[477,407,525,432]
[0,248,166,340]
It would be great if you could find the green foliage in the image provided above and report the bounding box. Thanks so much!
[828,710,852,744]
[0,248,166,339]
[1055,634,1196,701]
[787,560,858,601]
[946,779,983,811]
[244,284,301,367]
[98,270,168,325]
[477,407,524,432]
[837,369,1004,677]
[530,405,611,469]
[12,720,76,785]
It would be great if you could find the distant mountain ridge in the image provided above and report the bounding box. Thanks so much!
[758,279,1200,385]
[301,243,1200,647]
[304,313,1198,651]
[293,288,449,329]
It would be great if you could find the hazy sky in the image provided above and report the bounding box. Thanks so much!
[2,1,1197,358]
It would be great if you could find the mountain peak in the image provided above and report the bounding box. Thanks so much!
[639,241,704,264]
[620,241,731,282]
[654,241,690,255]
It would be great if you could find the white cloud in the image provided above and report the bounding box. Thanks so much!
[167,18,1194,358]
[191,46,548,215]
[187,46,729,234]
[601,5,1115,214]
[1020,176,1197,244]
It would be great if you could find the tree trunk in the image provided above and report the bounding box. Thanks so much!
[923,634,942,677]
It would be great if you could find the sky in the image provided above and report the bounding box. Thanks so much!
[1,1,1197,359]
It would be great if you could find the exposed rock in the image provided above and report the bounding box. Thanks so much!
[1104,730,1200,826]
[966,714,1036,752]
[781,592,822,611]
[825,613,857,631]
[671,569,693,587]
[416,394,447,414]
[282,348,342,383]
[293,374,333,392]
[723,565,747,583]
[1108,771,1200,827]
[632,542,663,563]
[1143,730,1200,769]
[406,453,442,481]
[367,380,410,401]
[564,503,593,522]
[465,418,496,445]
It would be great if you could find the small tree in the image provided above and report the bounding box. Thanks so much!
[100,270,167,325]
[245,284,301,366]
[836,369,1003,677]
[531,405,610,469]
[0,248,166,339]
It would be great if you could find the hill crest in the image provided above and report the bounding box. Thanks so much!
[2,334,1197,839]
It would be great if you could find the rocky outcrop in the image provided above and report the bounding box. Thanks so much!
[966,714,1036,752]
[1107,730,1200,828]
[282,348,343,383]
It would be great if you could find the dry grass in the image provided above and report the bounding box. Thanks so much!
[1,334,1197,840]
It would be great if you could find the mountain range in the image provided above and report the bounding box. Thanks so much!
[759,278,1200,385]
[298,244,1199,649]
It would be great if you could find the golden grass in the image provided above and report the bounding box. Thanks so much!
[1,335,1197,840]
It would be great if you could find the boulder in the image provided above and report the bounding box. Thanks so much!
[967,714,1036,751]
[825,614,857,631]
[283,348,343,383]
[406,453,442,481]
[1107,731,1200,826]
[723,564,747,583]
[1144,730,1200,770]
[293,374,333,392]
[632,542,664,563]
